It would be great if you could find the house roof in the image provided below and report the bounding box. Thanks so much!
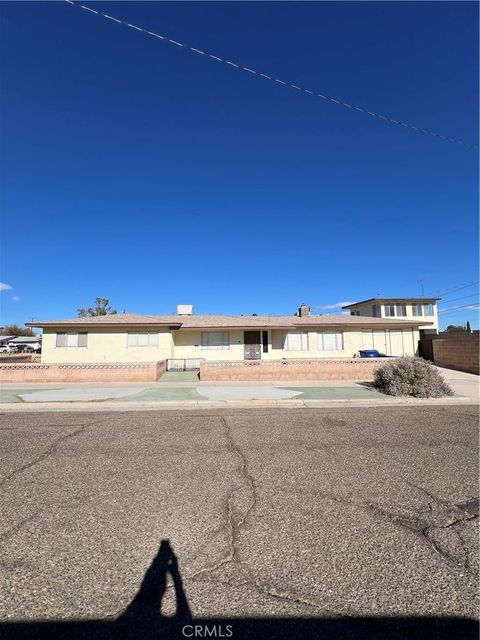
[26,313,430,330]
[342,298,441,309]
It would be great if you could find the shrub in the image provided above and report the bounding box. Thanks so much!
[373,356,454,398]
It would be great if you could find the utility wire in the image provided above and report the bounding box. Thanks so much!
[65,1,478,150]
[438,293,479,305]
[438,303,480,314]
[434,281,479,297]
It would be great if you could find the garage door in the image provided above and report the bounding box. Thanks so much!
[388,330,404,356]
[373,330,388,353]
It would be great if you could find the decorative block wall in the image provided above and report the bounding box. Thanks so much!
[200,358,384,381]
[0,360,166,383]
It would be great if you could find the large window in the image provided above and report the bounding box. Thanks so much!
[56,332,88,347]
[318,331,344,351]
[423,304,434,315]
[201,331,230,350]
[396,304,407,317]
[412,304,423,317]
[284,331,309,351]
[384,305,396,317]
[127,332,158,347]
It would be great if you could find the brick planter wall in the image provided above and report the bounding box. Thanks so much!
[432,335,479,375]
[0,360,166,383]
[200,359,384,381]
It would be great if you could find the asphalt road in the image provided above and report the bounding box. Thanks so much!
[0,406,478,640]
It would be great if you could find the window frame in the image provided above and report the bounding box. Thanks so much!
[283,331,309,351]
[384,305,396,317]
[56,332,88,348]
[127,332,159,347]
[317,330,344,351]
[423,304,434,316]
[412,304,424,317]
[396,304,407,317]
[201,331,230,350]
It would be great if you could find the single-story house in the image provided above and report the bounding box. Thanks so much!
[27,303,432,365]
[6,335,42,352]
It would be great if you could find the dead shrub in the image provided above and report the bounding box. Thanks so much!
[373,356,454,398]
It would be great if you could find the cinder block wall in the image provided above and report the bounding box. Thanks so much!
[200,359,383,381]
[0,360,166,383]
[432,335,479,375]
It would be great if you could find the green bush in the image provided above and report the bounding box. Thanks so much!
[373,356,454,398]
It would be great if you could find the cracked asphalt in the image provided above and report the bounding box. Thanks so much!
[0,406,478,638]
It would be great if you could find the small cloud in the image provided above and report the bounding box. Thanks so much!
[322,301,356,310]
[11,295,20,302]
[0,282,13,291]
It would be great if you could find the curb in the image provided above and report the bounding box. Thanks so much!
[0,396,474,413]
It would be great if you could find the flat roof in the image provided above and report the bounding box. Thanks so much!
[342,298,441,308]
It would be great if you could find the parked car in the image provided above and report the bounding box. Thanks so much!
[354,349,388,358]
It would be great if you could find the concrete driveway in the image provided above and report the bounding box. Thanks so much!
[0,406,478,639]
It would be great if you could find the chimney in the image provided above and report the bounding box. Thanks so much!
[298,303,310,317]
[177,304,194,316]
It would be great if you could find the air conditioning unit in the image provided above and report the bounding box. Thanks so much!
[177,304,194,316]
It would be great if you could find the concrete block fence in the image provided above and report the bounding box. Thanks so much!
[0,360,166,383]
[200,358,384,381]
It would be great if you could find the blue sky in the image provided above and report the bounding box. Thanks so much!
[1,1,478,329]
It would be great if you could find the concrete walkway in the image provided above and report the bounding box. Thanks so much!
[0,365,476,412]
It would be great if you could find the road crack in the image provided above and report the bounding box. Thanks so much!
[0,418,104,488]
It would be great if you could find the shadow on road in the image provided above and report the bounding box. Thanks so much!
[1,539,477,640]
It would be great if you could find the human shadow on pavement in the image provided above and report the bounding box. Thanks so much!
[0,538,477,640]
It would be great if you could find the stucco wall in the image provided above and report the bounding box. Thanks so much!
[41,328,173,364]
[173,328,418,361]
[351,303,437,331]
[39,326,419,364]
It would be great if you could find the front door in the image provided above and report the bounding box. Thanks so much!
[244,331,261,360]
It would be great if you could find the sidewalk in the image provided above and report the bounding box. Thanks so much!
[0,366,477,412]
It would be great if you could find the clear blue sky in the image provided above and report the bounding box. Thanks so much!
[1,1,478,329]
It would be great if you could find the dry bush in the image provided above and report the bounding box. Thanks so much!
[373,356,454,398]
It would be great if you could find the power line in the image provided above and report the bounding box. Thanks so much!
[439,303,480,314]
[64,1,478,150]
[435,281,479,297]
[438,293,479,305]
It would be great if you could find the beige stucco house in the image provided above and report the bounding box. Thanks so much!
[28,303,432,366]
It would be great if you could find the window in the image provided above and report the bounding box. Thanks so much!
[284,331,309,351]
[318,331,344,351]
[423,304,434,315]
[201,331,230,350]
[384,305,396,317]
[396,304,407,317]
[262,331,269,353]
[56,332,87,347]
[127,332,158,347]
[412,304,423,317]
[373,305,381,318]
